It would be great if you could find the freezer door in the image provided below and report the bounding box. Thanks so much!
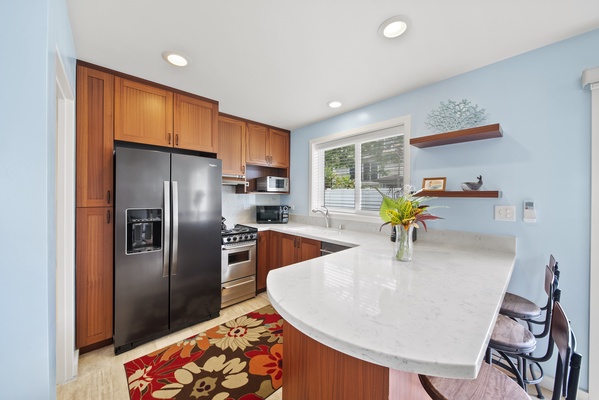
[170,154,222,330]
[114,146,171,352]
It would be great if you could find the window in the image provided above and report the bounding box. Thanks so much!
[310,117,410,218]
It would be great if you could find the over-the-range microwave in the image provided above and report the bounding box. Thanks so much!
[256,176,289,192]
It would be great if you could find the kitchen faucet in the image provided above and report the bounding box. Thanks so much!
[311,206,330,229]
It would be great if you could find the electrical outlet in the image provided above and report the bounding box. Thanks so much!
[243,204,251,210]
[495,205,516,222]
[289,205,295,210]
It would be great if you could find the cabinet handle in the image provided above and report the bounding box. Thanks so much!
[106,210,111,224]
[168,133,172,145]
[242,165,245,174]
[106,190,111,204]
[175,134,179,146]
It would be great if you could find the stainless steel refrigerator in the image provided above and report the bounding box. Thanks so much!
[114,145,222,354]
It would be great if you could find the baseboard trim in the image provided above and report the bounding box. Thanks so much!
[538,375,588,400]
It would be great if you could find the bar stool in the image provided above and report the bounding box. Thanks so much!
[418,301,581,400]
[499,254,558,321]
[503,265,560,398]
[487,314,537,387]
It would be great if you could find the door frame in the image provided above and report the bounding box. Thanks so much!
[55,49,78,384]
[583,66,599,398]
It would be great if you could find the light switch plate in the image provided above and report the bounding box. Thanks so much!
[495,205,516,221]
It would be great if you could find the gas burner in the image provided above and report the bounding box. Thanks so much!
[221,224,258,244]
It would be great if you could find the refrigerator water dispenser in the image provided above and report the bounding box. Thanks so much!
[126,208,162,254]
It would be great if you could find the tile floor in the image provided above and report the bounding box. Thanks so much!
[57,292,282,400]
[57,291,551,400]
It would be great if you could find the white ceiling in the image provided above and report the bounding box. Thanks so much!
[66,0,599,131]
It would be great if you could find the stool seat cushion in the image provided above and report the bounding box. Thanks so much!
[500,292,542,320]
[419,362,531,400]
[490,315,536,354]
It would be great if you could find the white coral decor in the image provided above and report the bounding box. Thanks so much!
[425,99,487,133]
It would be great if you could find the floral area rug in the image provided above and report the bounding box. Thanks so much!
[124,305,283,400]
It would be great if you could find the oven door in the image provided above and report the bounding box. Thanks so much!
[221,241,256,283]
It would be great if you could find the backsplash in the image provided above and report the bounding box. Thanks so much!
[290,213,391,237]
[221,185,281,226]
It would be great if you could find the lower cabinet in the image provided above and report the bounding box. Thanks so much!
[75,207,114,349]
[257,231,270,291]
[280,233,321,267]
[257,231,321,291]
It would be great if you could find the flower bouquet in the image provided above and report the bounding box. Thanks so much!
[376,185,442,261]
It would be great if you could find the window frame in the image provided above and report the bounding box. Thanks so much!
[309,115,411,222]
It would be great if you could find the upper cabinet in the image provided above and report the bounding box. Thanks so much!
[114,77,218,152]
[218,115,246,177]
[76,66,114,208]
[246,123,289,168]
[114,78,173,147]
[269,128,290,168]
[174,93,218,153]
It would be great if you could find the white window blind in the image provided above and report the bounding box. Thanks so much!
[311,123,407,216]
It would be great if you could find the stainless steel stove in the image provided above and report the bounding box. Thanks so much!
[221,224,258,244]
[221,224,258,308]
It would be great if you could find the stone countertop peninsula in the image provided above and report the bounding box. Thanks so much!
[253,222,516,379]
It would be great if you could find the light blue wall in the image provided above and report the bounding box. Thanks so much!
[0,0,75,398]
[286,28,599,390]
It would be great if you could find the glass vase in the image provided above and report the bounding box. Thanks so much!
[395,224,414,262]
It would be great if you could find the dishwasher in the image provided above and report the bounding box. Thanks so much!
[320,241,351,255]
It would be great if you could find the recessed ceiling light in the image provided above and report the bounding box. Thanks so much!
[378,16,409,39]
[162,51,191,67]
[328,101,342,109]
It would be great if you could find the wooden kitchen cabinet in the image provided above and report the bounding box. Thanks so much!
[280,233,321,266]
[76,65,114,208]
[174,93,218,153]
[259,231,320,291]
[218,115,246,177]
[246,123,289,168]
[115,77,218,152]
[75,207,114,349]
[114,77,173,147]
[257,231,270,291]
[268,128,290,168]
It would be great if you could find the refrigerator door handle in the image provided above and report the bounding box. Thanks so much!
[171,181,179,276]
[163,181,171,278]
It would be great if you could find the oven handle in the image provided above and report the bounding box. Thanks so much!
[222,279,255,290]
[222,241,256,251]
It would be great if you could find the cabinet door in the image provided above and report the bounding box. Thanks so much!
[257,231,270,291]
[76,66,114,207]
[246,123,270,166]
[114,77,173,147]
[218,116,246,176]
[174,94,218,152]
[76,207,114,349]
[299,237,321,262]
[280,233,299,267]
[270,231,282,270]
[269,128,290,168]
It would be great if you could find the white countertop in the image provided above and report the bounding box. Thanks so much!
[257,223,516,379]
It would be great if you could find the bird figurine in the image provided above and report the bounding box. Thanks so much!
[461,175,483,191]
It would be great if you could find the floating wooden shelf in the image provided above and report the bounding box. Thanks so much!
[418,190,501,198]
[410,123,503,148]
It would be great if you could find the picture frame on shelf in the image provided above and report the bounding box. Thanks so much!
[422,177,446,191]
